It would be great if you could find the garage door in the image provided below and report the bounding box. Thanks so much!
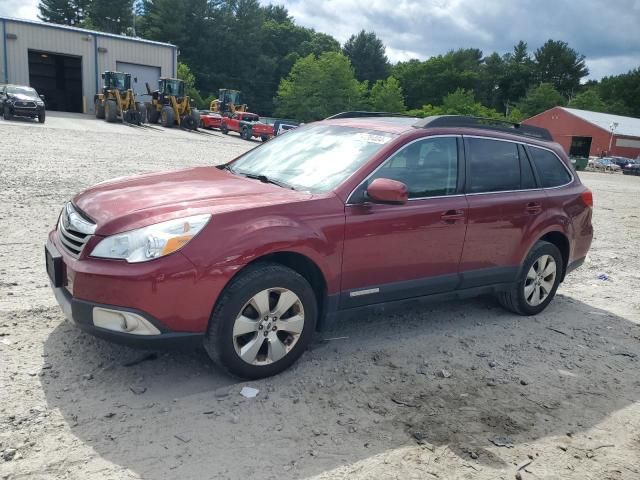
[29,50,83,113]
[115,62,161,97]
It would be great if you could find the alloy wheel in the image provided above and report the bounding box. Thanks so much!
[232,288,305,365]
[524,254,557,306]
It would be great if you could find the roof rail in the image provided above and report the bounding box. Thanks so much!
[413,115,553,141]
[326,111,414,120]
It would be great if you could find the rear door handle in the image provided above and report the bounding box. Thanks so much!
[526,202,542,214]
[441,209,465,223]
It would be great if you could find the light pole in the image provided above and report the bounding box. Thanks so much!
[608,122,619,154]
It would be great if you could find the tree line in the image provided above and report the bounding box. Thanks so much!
[39,0,640,122]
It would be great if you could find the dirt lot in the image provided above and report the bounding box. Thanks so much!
[1,113,639,480]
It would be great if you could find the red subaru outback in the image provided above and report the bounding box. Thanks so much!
[46,114,593,378]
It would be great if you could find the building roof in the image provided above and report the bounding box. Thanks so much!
[0,16,176,49]
[560,107,640,138]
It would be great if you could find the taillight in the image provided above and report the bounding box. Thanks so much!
[581,189,593,207]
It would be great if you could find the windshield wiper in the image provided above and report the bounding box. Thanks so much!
[240,172,296,190]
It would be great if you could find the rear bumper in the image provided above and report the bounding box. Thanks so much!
[51,283,204,349]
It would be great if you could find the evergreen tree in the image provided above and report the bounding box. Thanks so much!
[517,83,565,118]
[343,30,390,84]
[89,0,134,34]
[38,0,90,26]
[534,40,589,97]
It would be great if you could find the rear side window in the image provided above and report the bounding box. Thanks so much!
[467,138,521,193]
[529,147,572,187]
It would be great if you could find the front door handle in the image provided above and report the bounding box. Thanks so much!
[526,202,542,214]
[441,209,465,224]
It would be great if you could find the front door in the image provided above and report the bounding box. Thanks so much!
[341,136,468,308]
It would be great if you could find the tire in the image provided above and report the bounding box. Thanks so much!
[95,100,105,119]
[147,105,159,124]
[38,111,45,124]
[136,102,146,125]
[4,104,13,121]
[498,241,563,316]
[105,99,117,123]
[203,263,318,379]
[220,124,228,134]
[241,127,251,140]
[161,106,174,128]
[190,109,200,129]
[261,136,269,142]
[180,114,197,130]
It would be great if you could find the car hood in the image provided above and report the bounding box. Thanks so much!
[73,167,313,235]
[9,93,39,102]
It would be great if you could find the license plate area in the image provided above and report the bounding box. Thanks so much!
[45,243,64,288]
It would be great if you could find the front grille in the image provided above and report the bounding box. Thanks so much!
[57,203,96,257]
[15,101,36,108]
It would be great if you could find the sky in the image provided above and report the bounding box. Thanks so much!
[1,0,639,80]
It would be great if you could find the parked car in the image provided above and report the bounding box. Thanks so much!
[220,112,274,141]
[622,161,640,176]
[45,114,593,378]
[200,111,224,130]
[1,84,46,123]
[593,158,621,172]
[610,156,634,169]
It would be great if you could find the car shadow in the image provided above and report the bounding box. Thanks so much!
[40,293,640,478]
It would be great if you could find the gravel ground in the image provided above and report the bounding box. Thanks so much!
[1,113,639,480]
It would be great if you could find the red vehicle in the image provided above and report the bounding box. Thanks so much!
[220,112,274,141]
[46,114,593,379]
[199,111,223,130]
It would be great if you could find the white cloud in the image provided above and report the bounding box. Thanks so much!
[0,0,39,20]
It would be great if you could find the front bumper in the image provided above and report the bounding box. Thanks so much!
[8,105,43,118]
[51,282,204,349]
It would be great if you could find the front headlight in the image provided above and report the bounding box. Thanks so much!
[90,214,211,263]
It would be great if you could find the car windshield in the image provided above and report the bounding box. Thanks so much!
[243,115,259,122]
[228,124,396,192]
[7,86,38,98]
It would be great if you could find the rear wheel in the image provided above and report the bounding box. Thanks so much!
[161,106,174,128]
[203,263,317,379]
[95,100,105,119]
[261,136,269,142]
[135,102,146,125]
[190,109,200,129]
[220,124,228,134]
[147,105,160,124]
[498,241,563,315]
[105,99,117,123]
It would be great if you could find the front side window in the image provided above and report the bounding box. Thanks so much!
[229,124,396,192]
[467,138,521,193]
[369,137,459,198]
[529,147,572,187]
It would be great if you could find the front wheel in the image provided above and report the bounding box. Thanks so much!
[498,241,563,315]
[204,263,317,379]
[38,111,46,123]
[261,136,269,142]
[4,105,13,120]
[220,125,228,134]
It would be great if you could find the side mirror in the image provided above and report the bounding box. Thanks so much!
[39,94,45,101]
[366,178,408,204]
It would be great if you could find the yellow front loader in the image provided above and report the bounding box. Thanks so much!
[145,78,200,130]
[94,71,145,125]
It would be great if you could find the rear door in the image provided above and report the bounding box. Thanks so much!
[459,136,543,288]
[341,135,468,308]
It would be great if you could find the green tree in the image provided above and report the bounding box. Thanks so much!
[38,0,90,26]
[369,76,406,112]
[568,89,609,112]
[89,0,134,34]
[517,83,565,118]
[440,88,502,118]
[500,41,535,111]
[275,52,366,122]
[534,40,588,97]
[597,68,640,117]
[343,30,390,84]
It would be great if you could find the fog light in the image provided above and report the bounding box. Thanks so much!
[92,307,161,335]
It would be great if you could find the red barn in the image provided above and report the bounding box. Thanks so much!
[522,107,640,159]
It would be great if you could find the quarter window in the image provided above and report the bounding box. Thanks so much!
[370,137,458,198]
[467,138,521,193]
[529,147,572,187]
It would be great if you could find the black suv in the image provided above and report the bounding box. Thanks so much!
[1,84,46,123]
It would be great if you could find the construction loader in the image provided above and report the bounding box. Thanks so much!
[145,78,200,130]
[94,71,145,125]
[209,89,247,117]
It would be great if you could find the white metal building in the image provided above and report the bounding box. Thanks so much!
[0,17,177,114]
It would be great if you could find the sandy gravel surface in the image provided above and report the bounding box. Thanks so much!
[1,113,639,480]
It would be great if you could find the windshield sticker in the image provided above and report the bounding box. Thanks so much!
[355,133,392,145]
